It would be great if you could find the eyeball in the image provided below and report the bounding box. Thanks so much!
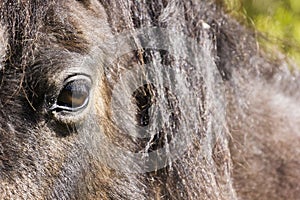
[50,75,92,113]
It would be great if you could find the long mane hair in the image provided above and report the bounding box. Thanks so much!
[0,0,299,199]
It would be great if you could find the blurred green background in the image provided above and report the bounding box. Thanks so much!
[226,0,300,65]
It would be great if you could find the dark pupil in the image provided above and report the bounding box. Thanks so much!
[57,80,89,109]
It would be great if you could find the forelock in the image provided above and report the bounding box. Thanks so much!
[0,24,7,70]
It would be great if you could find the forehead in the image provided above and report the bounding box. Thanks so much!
[41,1,111,83]
[0,1,110,82]
[1,2,109,57]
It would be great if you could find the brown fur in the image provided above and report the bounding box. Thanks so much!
[0,0,299,199]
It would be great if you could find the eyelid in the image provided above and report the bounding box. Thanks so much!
[53,97,89,112]
[63,73,93,85]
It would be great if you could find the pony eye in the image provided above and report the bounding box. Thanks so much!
[57,80,89,109]
[51,76,91,112]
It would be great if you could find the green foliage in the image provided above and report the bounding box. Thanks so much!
[241,0,300,65]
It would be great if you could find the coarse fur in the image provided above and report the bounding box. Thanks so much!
[0,0,299,199]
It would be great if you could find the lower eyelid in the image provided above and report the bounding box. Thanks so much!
[50,96,90,112]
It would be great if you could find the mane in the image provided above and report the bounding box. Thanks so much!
[0,0,299,199]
